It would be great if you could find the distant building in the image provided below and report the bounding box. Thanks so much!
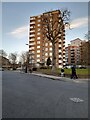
[65,45,80,65]
[70,38,82,46]
[65,38,82,65]
[29,10,65,68]
[80,40,90,65]
[0,56,11,69]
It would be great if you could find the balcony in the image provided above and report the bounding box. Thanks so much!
[30,17,35,20]
[29,34,35,37]
[30,31,35,35]
[30,27,35,31]
[30,21,35,25]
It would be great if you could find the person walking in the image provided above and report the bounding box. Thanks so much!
[25,66,27,73]
[71,65,78,79]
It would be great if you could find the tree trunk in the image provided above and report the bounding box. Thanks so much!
[51,42,56,73]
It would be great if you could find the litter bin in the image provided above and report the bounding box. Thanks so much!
[61,68,65,77]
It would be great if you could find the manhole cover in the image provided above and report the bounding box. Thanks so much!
[69,98,84,103]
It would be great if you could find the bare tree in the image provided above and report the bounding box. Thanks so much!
[0,49,7,57]
[20,51,29,65]
[41,9,70,72]
[80,31,90,66]
[9,53,17,69]
[85,31,90,41]
[80,40,90,66]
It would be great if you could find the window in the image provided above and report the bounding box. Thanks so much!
[59,55,62,58]
[50,43,52,46]
[59,60,62,63]
[31,47,34,49]
[59,44,62,47]
[59,50,62,52]
[45,53,48,56]
[37,46,40,48]
[38,24,40,26]
[45,43,48,46]
[59,19,61,22]
[49,53,52,56]
[59,39,62,42]
[38,28,40,31]
[37,54,40,58]
[50,19,52,22]
[37,41,40,44]
[63,55,65,58]
[37,32,40,35]
[38,19,41,22]
[37,50,40,53]
[63,51,65,53]
[37,59,40,62]
[50,47,52,51]
[37,37,40,39]
[45,48,48,51]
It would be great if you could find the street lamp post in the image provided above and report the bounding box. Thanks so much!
[26,44,33,73]
[25,44,29,73]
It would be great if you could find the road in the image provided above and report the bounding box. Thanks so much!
[2,71,88,118]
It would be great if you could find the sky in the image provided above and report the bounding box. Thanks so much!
[1,2,88,56]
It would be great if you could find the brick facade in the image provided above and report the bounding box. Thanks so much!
[29,10,65,68]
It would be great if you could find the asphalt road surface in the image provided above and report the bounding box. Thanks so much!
[2,71,88,118]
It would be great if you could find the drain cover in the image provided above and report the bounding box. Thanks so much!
[70,98,84,103]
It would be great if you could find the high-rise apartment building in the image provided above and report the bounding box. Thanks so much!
[65,38,82,65]
[29,10,65,68]
[65,45,80,65]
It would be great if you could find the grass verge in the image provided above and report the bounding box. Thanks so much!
[36,68,90,78]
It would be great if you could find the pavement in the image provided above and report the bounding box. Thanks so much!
[27,71,89,83]
[18,70,89,83]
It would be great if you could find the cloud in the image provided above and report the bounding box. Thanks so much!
[9,17,88,38]
[65,17,88,30]
[70,17,88,29]
[8,25,29,39]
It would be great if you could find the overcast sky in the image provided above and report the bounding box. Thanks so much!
[1,2,89,55]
